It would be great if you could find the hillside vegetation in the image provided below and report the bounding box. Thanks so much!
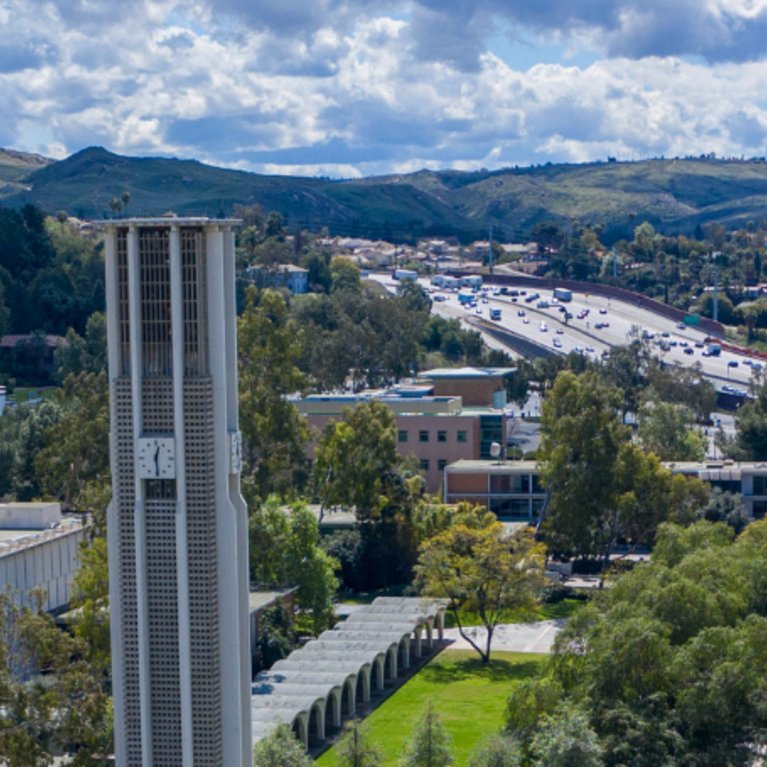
[5,147,767,240]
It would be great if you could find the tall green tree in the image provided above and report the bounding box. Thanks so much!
[336,720,383,767]
[399,702,454,767]
[249,498,338,635]
[0,588,112,766]
[415,517,545,663]
[253,724,311,767]
[637,401,707,461]
[34,371,110,514]
[239,288,309,500]
[55,312,107,379]
[539,371,708,565]
[467,735,522,767]
[530,710,603,767]
[314,399,400,520]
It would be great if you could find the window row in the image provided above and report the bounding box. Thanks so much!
[399,430,468,444]
[419,459,449,472]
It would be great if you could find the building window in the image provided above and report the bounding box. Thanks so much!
[754,476,767,495]
[437,430,447,443]
[438,459,447,471]
[753,500,767,519]
[457,431,467,443]
[419,430,429,443]
[398,430,408,443]
[420,459,430,472]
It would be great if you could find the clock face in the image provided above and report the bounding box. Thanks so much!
[137,436,176,479]
[229,430,243,474]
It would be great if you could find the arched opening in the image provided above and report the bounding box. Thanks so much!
[412,627,422,659]
[308,703,324,746]
[292,717,306,751]
[326,693,341,732]
[356,672,367,709]
[425,620,434,650]
[342,679,355,717]
[371,658,384,694]
[384,649,393,682]
[399,638,410,671]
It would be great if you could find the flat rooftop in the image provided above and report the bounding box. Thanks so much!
[103,217,241,227]
[0,516,85,558]
[419,367,516,379]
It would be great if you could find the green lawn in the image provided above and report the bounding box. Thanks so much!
[10,387,58,405]
[315,650,546,767]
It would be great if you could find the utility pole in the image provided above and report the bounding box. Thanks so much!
[488,223,494,276]
[713,251,719,323]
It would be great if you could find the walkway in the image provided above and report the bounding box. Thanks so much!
[251,597,446,751]
[443,619,565,654]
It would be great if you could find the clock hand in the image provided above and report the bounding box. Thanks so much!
[154,445,160,477]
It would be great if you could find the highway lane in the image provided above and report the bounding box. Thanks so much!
[369,274,759,392]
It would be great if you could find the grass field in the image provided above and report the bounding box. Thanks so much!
[10,387,58,404]
[315,650,546,767]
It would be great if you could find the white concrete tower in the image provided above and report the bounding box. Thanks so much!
[104,218,251,767]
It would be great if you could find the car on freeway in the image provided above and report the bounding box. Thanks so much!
[754,362,764,371]
[599,308,607,315]
[695,342,705,348]
[743,359,753,366]
[523,317,529,324]
[684,348,694,355]
[556,328,564,334]
[662,331,670,337]
[520,291,527,295]
[586,345,595,353]
[553,339,562,348]
[728,360,739,367]
[540,322,548,332]
[677,323,686,330]
[476,308,482,315]
[645,331,655,339]
[702,350,710,357]
[680,341,688,347]
[518,310,525,316]
[669,341,677,347]
[482,298,488,304]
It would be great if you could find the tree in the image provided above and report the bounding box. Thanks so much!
[0,587,112,766]
[508,520,767,767]
[336,720,383,767]
[314,399,400,520]
[530,710,604,767]
[638,401,707,461]
[539,371,707,566]
[256,598,296,671]
[69,537,111,676]
[253,724,312,767]
[399,702,454,767]
[414,517,545,663]
[330,257,363,294]
[0,279,9,339]
[55,312,107,379]
[467,735,522,767]
[249,498,338,635]
[34,371,110,513]
[108,198,122,218]
[239,288,309,500]
[723,380,767,460]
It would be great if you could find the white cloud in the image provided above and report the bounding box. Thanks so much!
[2,1,767,177]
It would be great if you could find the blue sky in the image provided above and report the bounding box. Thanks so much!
[2,0,767,177]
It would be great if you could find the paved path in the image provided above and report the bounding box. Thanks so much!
[444,619,565,654]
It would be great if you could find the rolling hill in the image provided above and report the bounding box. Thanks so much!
[4,146,767,241]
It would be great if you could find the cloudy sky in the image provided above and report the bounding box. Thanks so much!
[3,0,767,177]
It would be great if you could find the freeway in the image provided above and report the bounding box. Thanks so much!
[370,274,759,392]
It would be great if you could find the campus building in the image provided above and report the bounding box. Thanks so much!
[245,264,309,294]
[104,219,251,767]
[444,459,767,522]
[294,368,516,493]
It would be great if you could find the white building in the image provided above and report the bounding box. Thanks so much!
[104,219,251,767]
[246,264,309,294]
[0,503,86,612]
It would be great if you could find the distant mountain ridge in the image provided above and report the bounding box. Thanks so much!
[4,146,767,241]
